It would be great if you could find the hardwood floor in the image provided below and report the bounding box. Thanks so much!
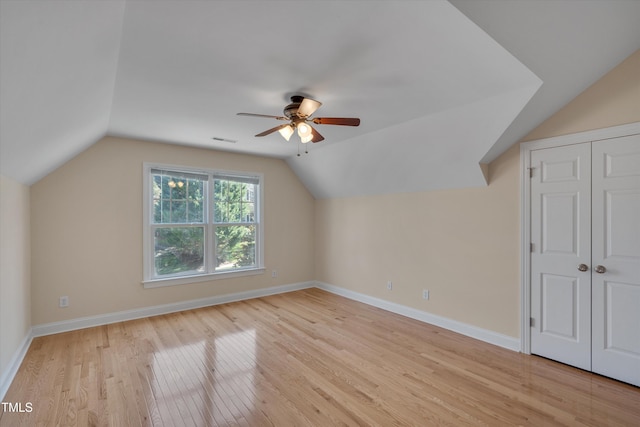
[2,288,639,426]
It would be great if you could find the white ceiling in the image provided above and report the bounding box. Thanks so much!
[1,1,639,198]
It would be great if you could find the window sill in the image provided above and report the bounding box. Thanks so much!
[142,267,265,289]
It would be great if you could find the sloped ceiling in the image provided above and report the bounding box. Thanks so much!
[1,1,639,198]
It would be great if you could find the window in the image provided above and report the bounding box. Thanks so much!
[143,164,263,287]
[213,174,258,271]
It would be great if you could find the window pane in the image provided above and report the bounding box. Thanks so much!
[172,181,186,199]
[152,172,205,224]
[214,179,228,202]
[154,227,204,276]
[229,181,242,200]
[161,176,172,199]
[215,225,256,270]
[171,201,187,223]
[214,202,226,223]
[244,202,255,222]
[188,201,203,222]
[153,176,162,223]
[213,179,257,224]
[227,202,243,222]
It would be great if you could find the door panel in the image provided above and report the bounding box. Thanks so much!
[530,143,592,370]
[591,134,640,386]
[604,281,640,354]
[541,273,579,340]
[605,189,640,258]
[541,192,578,255]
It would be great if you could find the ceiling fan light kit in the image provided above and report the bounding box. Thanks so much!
[237,95,360,155]
[297,122,312,140]
[278,125,294,141]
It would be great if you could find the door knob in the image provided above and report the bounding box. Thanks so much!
[594,265,607,274]
[578,264,589,272]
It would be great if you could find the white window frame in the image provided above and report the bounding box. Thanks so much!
[142,162,264,288]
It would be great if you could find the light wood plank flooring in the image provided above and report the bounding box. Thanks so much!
[2,288,639,426]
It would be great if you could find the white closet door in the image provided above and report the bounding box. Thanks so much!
[591,134,640,387]
[530,143,592,370]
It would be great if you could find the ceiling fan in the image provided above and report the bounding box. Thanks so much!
[237,95,360,145]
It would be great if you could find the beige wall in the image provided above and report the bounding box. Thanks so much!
[524,48,640,141]
[315,49,640,339]
[316,145,521,337]
[30,137,315,325]
[0,175,31,377]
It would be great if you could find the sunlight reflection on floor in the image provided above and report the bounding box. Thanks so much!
[150,329,258,422]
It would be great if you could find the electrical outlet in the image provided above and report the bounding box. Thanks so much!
[271,270,277,278]
[387,281,393,290]
[59,296,69,308]
[422,289,429,300]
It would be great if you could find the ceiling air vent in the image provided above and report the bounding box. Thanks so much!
[211,137,237,143]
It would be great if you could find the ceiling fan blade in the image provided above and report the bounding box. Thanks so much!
[237,112,288,120]
[310,126,324,143]
[312,117,360,126]
[255,124,291,137]
[298,98,322,117]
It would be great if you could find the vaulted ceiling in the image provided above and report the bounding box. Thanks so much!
[1,1,639,198]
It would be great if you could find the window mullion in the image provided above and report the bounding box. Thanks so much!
[208,175,216,274]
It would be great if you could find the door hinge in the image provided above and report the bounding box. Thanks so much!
[530,317,535,327]
[530,242,534,253]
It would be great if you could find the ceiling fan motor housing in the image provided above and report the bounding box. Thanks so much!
[283,95,305,119]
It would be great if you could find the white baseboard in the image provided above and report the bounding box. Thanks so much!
[32,280,520,348]
[0,329,33,401]
[315,281,520,352]
[32,281,315,337]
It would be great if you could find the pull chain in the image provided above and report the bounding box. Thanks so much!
[296,141,309,156]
